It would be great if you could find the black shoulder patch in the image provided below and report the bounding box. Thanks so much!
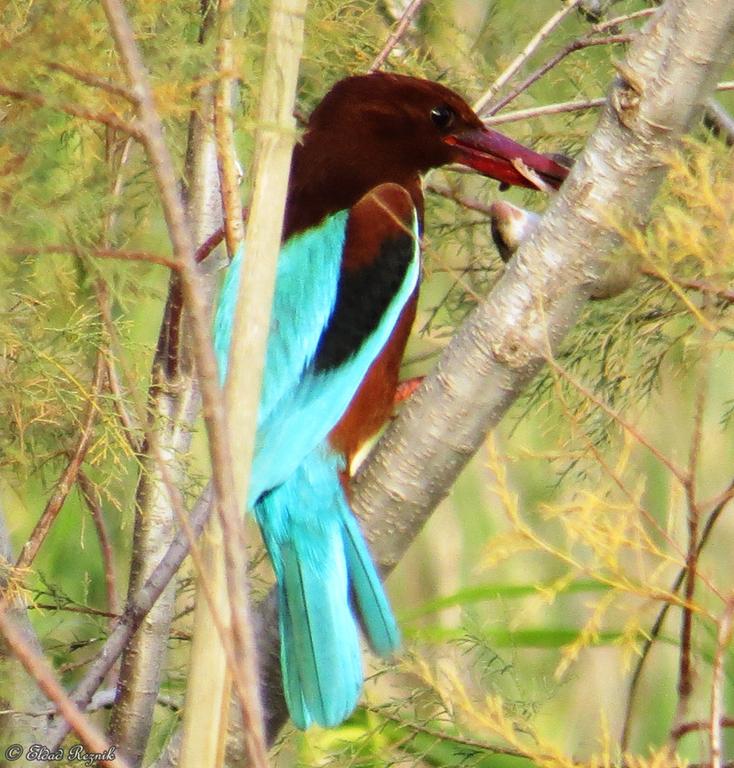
[313,233,415,373]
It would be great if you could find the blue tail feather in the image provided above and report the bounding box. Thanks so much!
[279,537,361,728]
[255,446,400,729]
[341,512,400,656]
[278,587,311,730]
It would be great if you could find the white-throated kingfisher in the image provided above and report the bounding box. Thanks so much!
[213,73,568,729]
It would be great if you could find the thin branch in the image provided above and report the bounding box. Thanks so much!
[426,181,494,215]
[0,609,129,768]
[77,470,119,616]
[15,350,106,571]
[101,345,142,454]
[0,83,142,139]
[40,688,182,716]
[195,221,228,263]
[672,717,734,742]
[214,0,245,261]
[0,500,52,749]
[94,130,145,454]
[31,603,119,619]
[367,707,529,759]
[488,34,632,116]
[545,358,688,565]
[544,357,689,487]
[485,80,734,126]
[640,267,734,304]
[10,244,179,271]
[473,0,584,115]
[674,323,712,727]
[45,60,136,102]
[484,97,607,126]
[369,0,427,73]
[621,475,734,749]
[44,484,214,752]
[591,8,656,34]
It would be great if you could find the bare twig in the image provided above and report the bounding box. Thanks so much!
[366,706,529,759]
[545,358,688,564]
[0,83,142,139]
[672,717,734,742]
[369,0,427,73]
[473,0,584,115]
[45,60,136,102]
[42,687,182,716]
[426,181,494,215]
[45,484,214,752]
[0,610,128,768]
[621,476,734,749]
[0,501,52,749]
[640,267,734,304]
[15,350,106,571]
[674,324,712,725]
[10,244,179,271]
[488,34,632,116]
[591,8,656,34]
[195,222,230,264]
[485,80,734,126]
[101,346,142,454]
[77,470,119,616]
[544,357,689,487]
[32,602,118,618]
[214,1,245,261]
[93,132,145,456]
[484,97,607,126]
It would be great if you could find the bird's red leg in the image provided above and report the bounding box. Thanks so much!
[393,376,423,408]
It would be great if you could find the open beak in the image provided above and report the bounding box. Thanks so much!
[444,127,569,191]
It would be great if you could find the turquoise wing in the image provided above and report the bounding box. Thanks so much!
[213,187,420,504]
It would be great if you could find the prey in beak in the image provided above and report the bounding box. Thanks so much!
[444,127,570,191]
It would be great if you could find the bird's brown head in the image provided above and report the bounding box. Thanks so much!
[285,73,569,238]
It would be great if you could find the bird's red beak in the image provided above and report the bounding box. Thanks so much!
[444,127,569,191]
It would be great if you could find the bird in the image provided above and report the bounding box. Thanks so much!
[213,72,569,730]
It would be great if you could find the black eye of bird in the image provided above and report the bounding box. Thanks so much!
[430,105,455,131]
